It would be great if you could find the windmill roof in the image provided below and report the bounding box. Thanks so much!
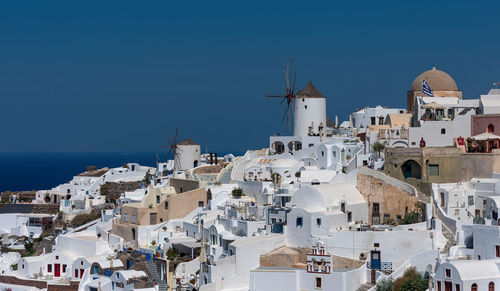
[178,138,199,146]
[296,81,325,98]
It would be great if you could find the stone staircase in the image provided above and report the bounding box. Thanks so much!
[432,202,456,254]
[441,223,456,254]
[145,259,167,291]
[356,283,375,291]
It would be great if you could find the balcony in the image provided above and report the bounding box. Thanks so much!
[367,261,392,272]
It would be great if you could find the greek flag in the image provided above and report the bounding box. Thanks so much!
[422,80,434,97]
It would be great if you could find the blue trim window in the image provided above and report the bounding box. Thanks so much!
[296,217,303,227]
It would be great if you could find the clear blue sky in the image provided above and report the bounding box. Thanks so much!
[1,0,499,153]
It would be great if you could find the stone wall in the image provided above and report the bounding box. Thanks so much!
[357,167,419,224]
[47,281,79,291]
[112,221,138,246]
[0,275,78,290]
[169,178,199,194]
[102,181,143,201]
[259,246,364,270]
[461,152,500,181]
[0,275,47,289]
[33,204,60,214]
[385,147,462,184]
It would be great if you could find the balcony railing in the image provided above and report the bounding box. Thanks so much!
[367,261,392,272]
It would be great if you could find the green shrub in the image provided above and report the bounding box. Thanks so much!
[400,210,422,225]
[166,248,177,260]
[376,276,393,291]
[383,217,396,226]
[394,266,428,291]
[71,211,101,227]
[231,188,243,199]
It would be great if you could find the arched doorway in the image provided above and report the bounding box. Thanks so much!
[488,124,495,133]
[465,235,473,249]
[401,160,422,179]
[273,142,285,154]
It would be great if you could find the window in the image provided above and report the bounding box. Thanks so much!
[496,245,500,257]
[198,201,204,207]
[131,215,136,223]
[341,202,346,213]
[165,201,168,209]
[316,218,321,226]
[429,164,440,176]
[348,212,352,222]
[315,277,322,289]
[156,195,160,204]
[123,214,128,222]
[305,105,308,109]
[321,151,324,157]
[456,284,460,291]
[63,264,67,273]
[371,117,376,125]
[445,268,451,278]
[471,283,477,291]
[372,203,380,214]
[441,128,446,134]
[55,256,59,260]
[48,264,52,272]
[379,117,384,125]
[296,217,303,227]
[75,269,78,278]
[488,124,495,133]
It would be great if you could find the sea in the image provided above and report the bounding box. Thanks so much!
[0,152,160,192]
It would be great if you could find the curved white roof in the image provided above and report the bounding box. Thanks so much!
[445,259,500,281]
[269,158,298,168]
[290,183,365,211]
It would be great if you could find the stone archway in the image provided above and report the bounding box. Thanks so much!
[401,160,422,179]
[273,142,285,154]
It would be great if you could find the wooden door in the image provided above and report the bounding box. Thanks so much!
[370,269,376,284]
[54,264,60,277]
[370,251,381,269]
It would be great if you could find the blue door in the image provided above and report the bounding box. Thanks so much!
[371,251,381,270]
[93,265,99,274]
[145,253,151,261]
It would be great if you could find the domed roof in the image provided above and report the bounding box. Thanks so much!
[410,67,458,92]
